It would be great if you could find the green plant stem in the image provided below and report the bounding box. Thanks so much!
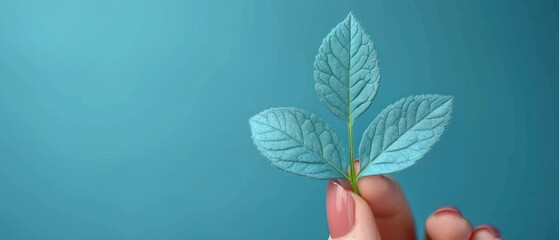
[348,119,360,196]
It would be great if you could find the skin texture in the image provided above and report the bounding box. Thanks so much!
[326,161,502,240]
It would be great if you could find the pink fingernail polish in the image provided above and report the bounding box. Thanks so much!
[354,159,360,174]
[475,225,501,237]
[434,206,462,216]
[327,180,355,238]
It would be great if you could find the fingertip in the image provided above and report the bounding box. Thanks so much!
[326,179,381,240]
[346,159,361,176]
[433,206,462,217]
[354,159,360,174]
[357,175,401,217]
[327,180,355,238]
[355,175,416,239]
[471,225,501,240]
[425,206,472,240]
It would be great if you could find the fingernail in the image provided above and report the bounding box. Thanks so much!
[474,225,501,237]
[327,180,355,238]
[353,159,360,174]
[434,206,462,217]
[332,179,352,190]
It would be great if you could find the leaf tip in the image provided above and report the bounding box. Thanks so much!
[346,11,358,23]
[442,95,454,107]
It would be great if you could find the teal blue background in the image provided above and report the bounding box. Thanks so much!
[1,0,558,239]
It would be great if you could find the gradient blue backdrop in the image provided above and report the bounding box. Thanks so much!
[1,0,558,239]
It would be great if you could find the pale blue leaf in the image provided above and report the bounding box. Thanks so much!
[358,95,453,176]
[249,108,348,179]
[314,12,381,122]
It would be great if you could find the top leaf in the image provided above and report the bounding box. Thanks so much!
[314,13,381,123]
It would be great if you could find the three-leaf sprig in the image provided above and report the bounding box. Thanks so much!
[249,13,453,194]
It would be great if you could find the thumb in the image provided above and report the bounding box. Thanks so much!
[327,180,381,240]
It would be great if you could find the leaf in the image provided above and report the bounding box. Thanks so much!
[249,108,348,179]
[358,95,453,177]
[314,12,381,122]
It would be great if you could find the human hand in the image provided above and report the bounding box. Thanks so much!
[326,162,502,240]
